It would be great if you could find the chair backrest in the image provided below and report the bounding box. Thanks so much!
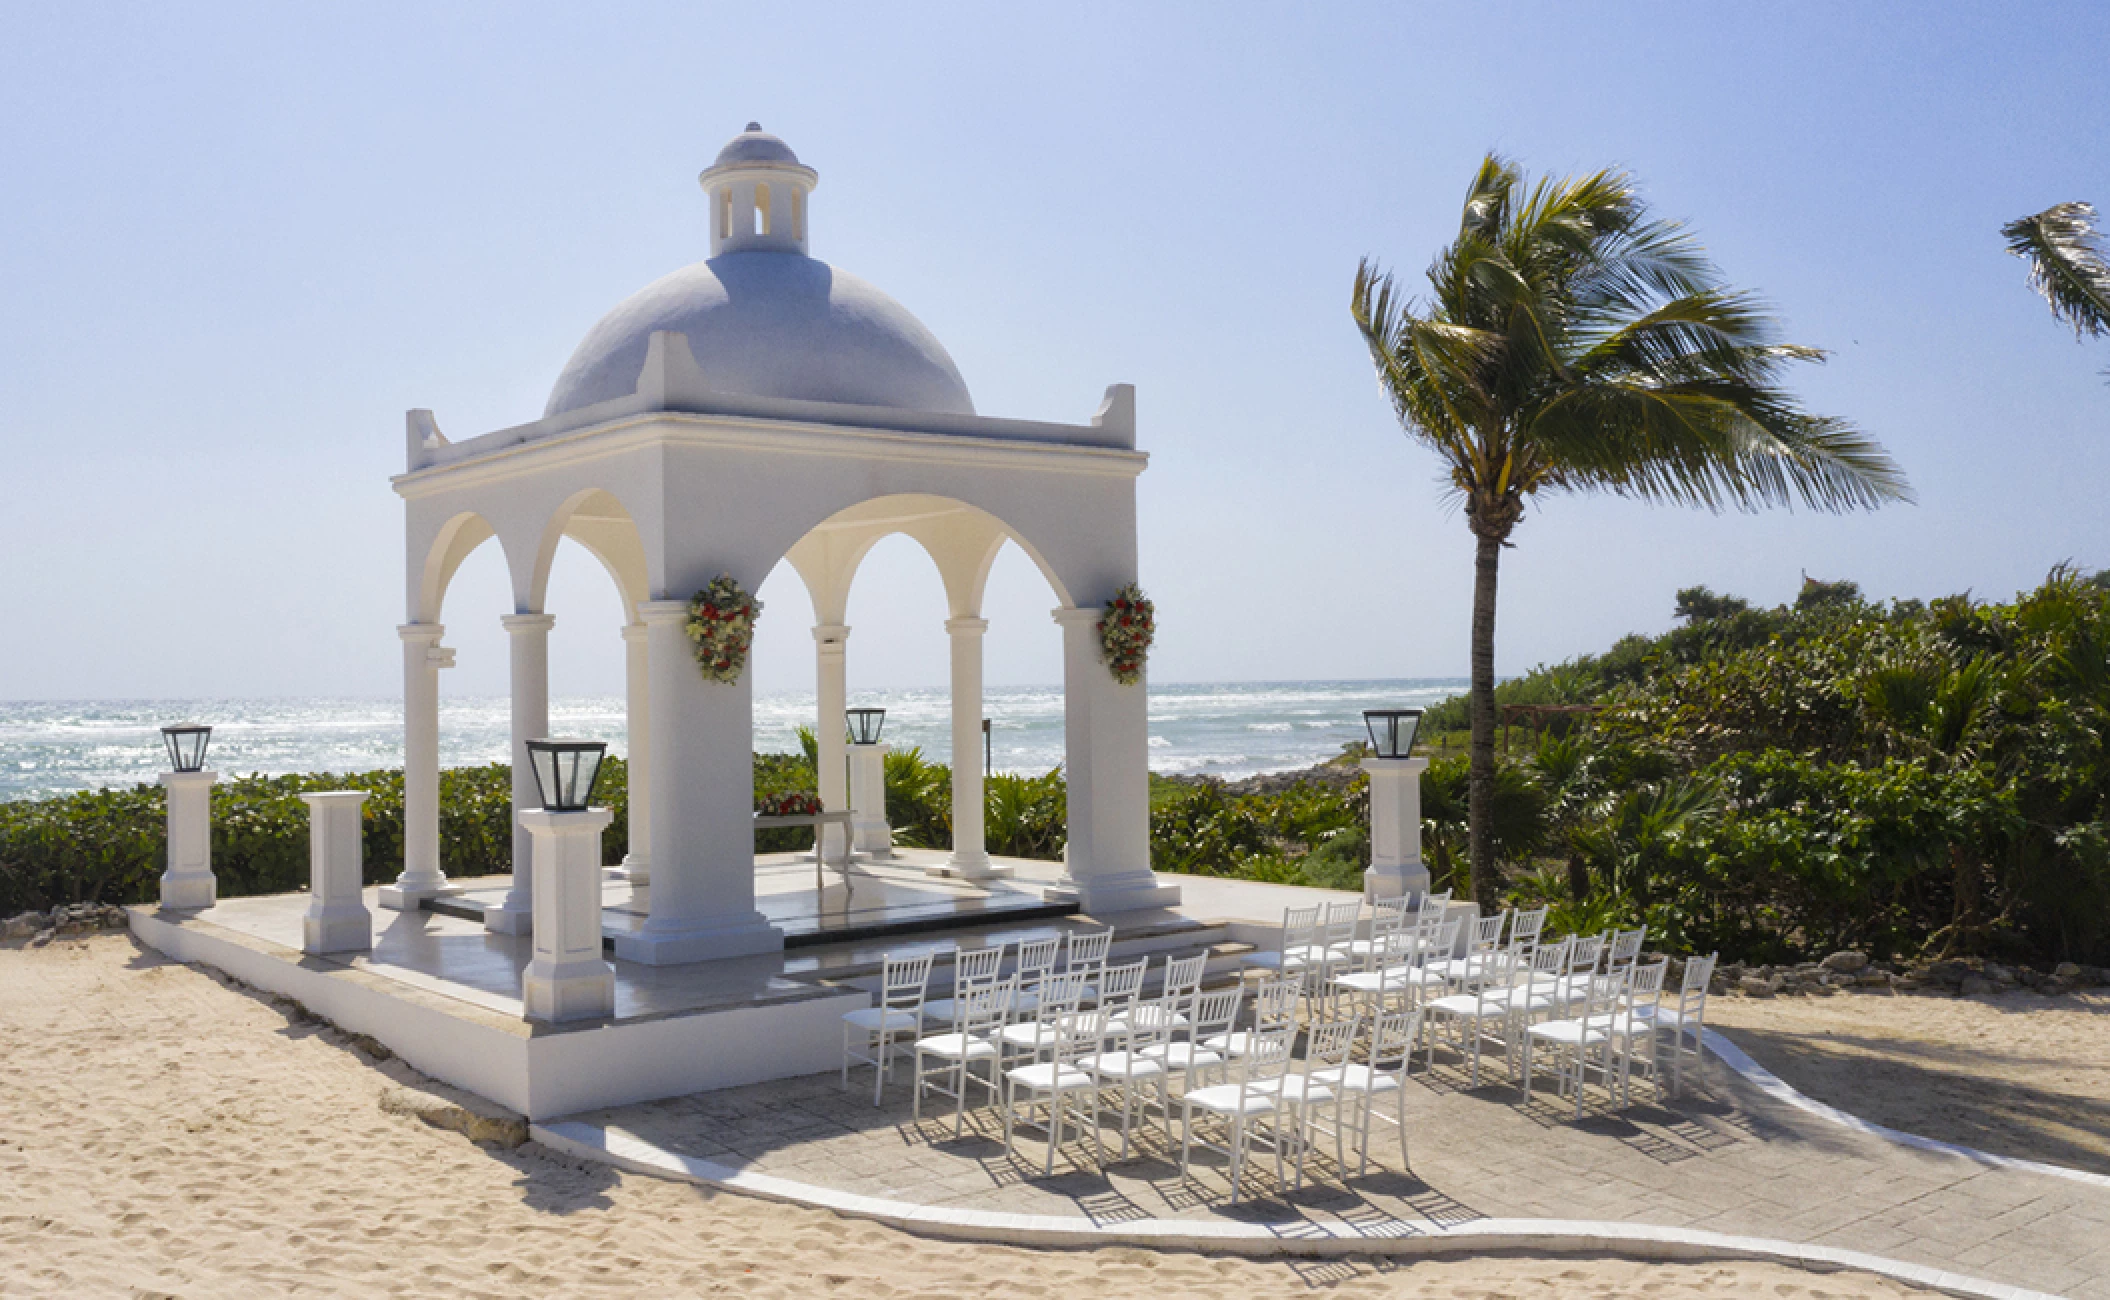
[954,975,1016,1035]
[1605,927,1647,976]
[952,942,1008,988]
[1254,977,1300,1030]
[1280,903,1323,947]
[1567,933,1605,975]
[1320,899,1362,947]
[1626,957,1669,1013]
[1052,1007,1110,1064]
[1064,927,1114,977]
[1419,913,1466,964]
[1237,1024,1298,1093]
[1577,967,1627,1032]
[1096,957,1149,1017]
[1528,935,1572,981]
[1161,952,1206,1001]
[1369,894,1411,940]
[1369,1007,1421,1073]
[1678,952,1718,1011]
[1508,905,1549,954]
[1125,993,1183,1050]
[1014,935,1061,980]
[1033,970,1089,1021]
[1189,986,1243,1043]
[1469,948,1520,1006]
[879,951,935,1011]
[1303,1015,1359,1073]
[1464,911,1505,956]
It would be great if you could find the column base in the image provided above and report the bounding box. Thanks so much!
[158,873,216,911]
[1042,868,1181,913]
[928,853,1013,882]
[606,855,651,885]
[483,897,534,935]
[377,872,458,912]
[303,906,374,955]
[612,912,784,966]
[1363,860,1431,902]
[522,960,616,1022]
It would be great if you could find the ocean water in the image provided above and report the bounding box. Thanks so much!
[0,679,1466,801]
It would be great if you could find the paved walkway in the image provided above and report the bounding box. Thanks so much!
[566,1034,2109,1299]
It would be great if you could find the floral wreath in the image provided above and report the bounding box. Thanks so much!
[1098,582,1154,685]
[686,574,762,684]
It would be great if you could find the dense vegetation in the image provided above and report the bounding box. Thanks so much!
[10,572,2107,970]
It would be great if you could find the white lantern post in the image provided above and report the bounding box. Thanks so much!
[158,724,217,910]
[845,708,891,858]
[301,790,373,954]
[519,739,616,1022]
[1360,709,1431,902]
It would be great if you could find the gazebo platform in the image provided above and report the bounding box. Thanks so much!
[126,852,1272,1121]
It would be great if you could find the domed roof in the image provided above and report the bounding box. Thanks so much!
[710,122,801,170]
[544,251,976,418]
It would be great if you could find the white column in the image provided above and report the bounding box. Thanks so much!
[813,624,849,862]
[939,616,1002,879]
[1362,756,1431,901]
[301,790,373,954]
[617,599,783,965]
[1050,605,1178,912]
[487,612,554,934]
[158,770,217,910]
[848,741,890,855]
[520,806,617,1022]
[609,622,652,884]
[381,623,453,911]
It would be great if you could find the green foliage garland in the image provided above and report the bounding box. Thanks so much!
[1099,583,1154,685]
[686,574,761,684]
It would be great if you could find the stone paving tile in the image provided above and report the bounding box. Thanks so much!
[573,1046,2108,1299]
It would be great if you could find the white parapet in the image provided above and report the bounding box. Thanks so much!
[848,741,891,857]
[301,790,373,954]
[159,770,217,910]
[1362,756,1432,901]
[520,807,617,1022]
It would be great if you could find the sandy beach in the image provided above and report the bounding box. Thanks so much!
[0,933,1946,1299]
[1709,984,2110,1177]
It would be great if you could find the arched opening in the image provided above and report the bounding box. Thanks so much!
[754,181,772,236]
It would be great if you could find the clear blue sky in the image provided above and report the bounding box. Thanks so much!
[2,2,2105,702]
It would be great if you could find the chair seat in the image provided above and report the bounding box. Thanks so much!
[1647,1007,1704,1029]
[1244,949,1321,973]
[1078,1050,1167,1080]
[1483,985,1560,1012]
[1200,1030,1280,1058]
[1526,1018,1609,1046]
[1427,993,1509,1019]
[1265,1076,1335,1105]
[1006,1061,1094,1091]
[997,1022,1060,1050]
[842,1007,922,1033]
[1311,1063,1402,1095]
[1116,1005,1191,1032]
[916,1032,999,1061]
[1138,1041,1224,1069]
[1183,1082,1277,1116]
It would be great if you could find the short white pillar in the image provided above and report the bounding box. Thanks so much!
[1049,605,1179,912]
[520,807,617,1022]
[382,622,454,911]
[489,611,555,935]
[301,791,373,954]
[813,624,850,862]
[848,740,890,856]
[1362,756,1432,901]
[609,621,652,884]
[940,616,1002,879]
[158,770,217,910]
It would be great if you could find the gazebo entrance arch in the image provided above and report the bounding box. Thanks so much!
[383,332,1179,966]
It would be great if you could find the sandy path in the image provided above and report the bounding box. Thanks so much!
[1709,986,2110,1177]
[0,936,1933,1299]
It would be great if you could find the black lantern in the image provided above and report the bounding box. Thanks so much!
[160,723,212,772]
[525,738,608,812]
[845,707,886,745]
[1362,709,1423,760]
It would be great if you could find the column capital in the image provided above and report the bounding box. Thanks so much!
[397,622,445,643]
[637,599,691,626]
[299,790,370,811]
[945,616,989,636]
[620,622,648,644]
[501,612,556,634]
[813,622,850,648]
[1052,606,1100,629]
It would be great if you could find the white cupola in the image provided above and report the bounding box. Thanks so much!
[700,122,819,256]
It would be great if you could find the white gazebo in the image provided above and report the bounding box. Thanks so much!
[379,123,1180,965]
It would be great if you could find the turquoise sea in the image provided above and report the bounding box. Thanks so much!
[0,679,1467,801]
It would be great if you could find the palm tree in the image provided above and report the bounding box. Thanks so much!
[1352,155,1911,911]
[2002,201,2110,381]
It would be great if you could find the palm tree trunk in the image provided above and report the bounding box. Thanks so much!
[1468,529,1502,913]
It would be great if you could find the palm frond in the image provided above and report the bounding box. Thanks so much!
[2003,201,2110,340]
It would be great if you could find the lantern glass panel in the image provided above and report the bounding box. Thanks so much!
[1362,709,1423,759]
[525,739,607,812]
[845,707,886,745]
[160,724,212,772]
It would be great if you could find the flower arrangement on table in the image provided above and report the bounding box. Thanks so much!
[686,574,762,684]
[1098,582,1154,685]
[755,790,824,817]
